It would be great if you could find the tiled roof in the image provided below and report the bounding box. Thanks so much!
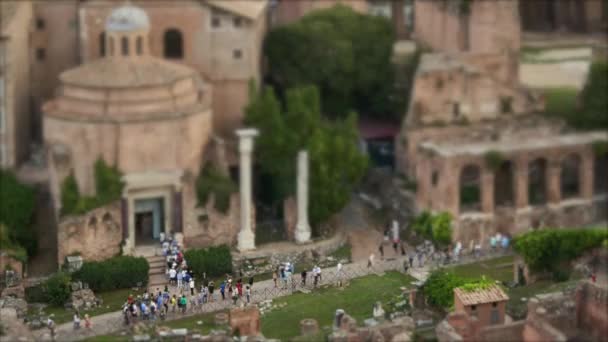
[454,285,509,306]
[206,0,268,20]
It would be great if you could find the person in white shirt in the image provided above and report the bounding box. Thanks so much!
[189,278,195,296]
[169,267,177,286]
[336,262,343,287]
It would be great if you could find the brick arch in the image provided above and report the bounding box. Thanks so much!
[561,152,581,199]
[163,28,183,59]
[528,157,547,205]
[459,163,481,212]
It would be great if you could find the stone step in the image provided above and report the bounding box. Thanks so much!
[148,260,166,268]
[149,268,165,276]
[149,273,169,287]
[146,255,166,263]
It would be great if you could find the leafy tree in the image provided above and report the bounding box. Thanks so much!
[196,164,238,213]
[245,84,368,234]
[0,169,36,255]
[44,272,72,306]
[265,5,399,119]
[60,172,80,216]
[577,61,608,130]
[412,211,453,248]
[94,158,124,203]
[423,271,467,309]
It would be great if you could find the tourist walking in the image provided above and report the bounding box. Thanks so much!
[245,285,251,304]
[208,281,215,302]
[379,243,384,260]
[272,271,278,288]
[47,317,56,341]
[171,294,177,313]
[367,253,375,268]
[73,312,81,330]
[84,313,91,329]
[219,281,226,300]
[190,277,195,296]
[232,291,239,305]
[301,269,307,286]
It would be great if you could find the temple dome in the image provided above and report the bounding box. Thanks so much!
[105,4,150,32]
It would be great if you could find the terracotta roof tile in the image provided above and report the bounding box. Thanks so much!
[454,285,509,306]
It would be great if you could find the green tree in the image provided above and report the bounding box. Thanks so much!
[44,272,72,306]
[60,172,80,216]
[245,84,368,234]
[412,211,453,248]
[0,169,36,255]
[577,61,608,129]
[265,5,398,119]
[94,158,124,203]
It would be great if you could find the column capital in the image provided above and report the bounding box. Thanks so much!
[236,128,259,154]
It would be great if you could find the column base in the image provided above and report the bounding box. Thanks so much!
[295,223,311,244]
[238,229,256,251]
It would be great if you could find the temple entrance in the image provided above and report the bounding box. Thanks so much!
[134,197,164,245]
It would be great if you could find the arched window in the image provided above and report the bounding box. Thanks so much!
[528,158,547,205]
[136,36,143,56]
[561,153,581,199]
[495,161,514,207]
[99,31,106,57]
[460,164,481,212]
[109,36,114,55]
[164,28,183,59]
[121,36,129,56]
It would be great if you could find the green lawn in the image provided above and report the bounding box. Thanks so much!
[29,288,144,325]
[448,255,514,283]
[261,272,416,340]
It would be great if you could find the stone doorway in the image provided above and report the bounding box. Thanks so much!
[134,197,164,246]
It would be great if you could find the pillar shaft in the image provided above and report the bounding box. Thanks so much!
[581,150,594,199]
[547,162,561,204]
[295,150,311,243]
[515,159,529,209]
[236,129,258,251]
[481,170,495,213]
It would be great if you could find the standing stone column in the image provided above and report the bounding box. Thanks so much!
[547,161,561,204]
[481,170,495,214]
[515,158,529,209]
[295,150,312,243]
[236,129,259,251]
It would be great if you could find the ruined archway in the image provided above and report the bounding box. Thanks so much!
[494,161,514,207]
[528,158,547,205]
[460,164,481,212]
[561,153,581,199]
[594,152,608,195]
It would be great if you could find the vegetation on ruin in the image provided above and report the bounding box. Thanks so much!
[458,276,496,293]
[593,140,608,156]
[72,256,149,292]
[0,169,37,256]
[245,84,368,233]
[195,164,237,214]
[261,272,415,340]
[184,245,232,279]
[264,5,403,120]
[411,211,453,248]
[513,228,608,277]
[43,272,72,306]
[483,150,505,171]
[60,158,124,216]
[0,224,28,263]
[423,271,468,309]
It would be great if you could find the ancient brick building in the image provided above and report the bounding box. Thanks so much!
[520,0,608,33]
[396,0,608,247]
[31,0,267,145]
[44,4,246,262]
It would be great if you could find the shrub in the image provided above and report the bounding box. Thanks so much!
[184,245,232,278]
[513,228,608,274]
[72,256,149,292]
[60,158,124,216]
[577,61,608,130]
[484,150,504,171]
[423,271,468,309]
[412,211,453,248]
[196,164,237,213]
[0,224,27,263]
[0,169,37,256]
[44,272,72,306]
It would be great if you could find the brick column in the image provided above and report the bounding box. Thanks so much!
[547,160,561,204]
[515,158,529,209]
[481,170,494,213]
[580,149,594,199]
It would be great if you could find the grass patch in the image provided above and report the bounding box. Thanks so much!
[164,311,225,334]
[261,272,416,340]
[83,335,130,342]
[448,255,514,283]
[30,288,144,325]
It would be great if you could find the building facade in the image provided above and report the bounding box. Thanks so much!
[0,1,33,169]
[31,0,267,145]
[520,0,608,33]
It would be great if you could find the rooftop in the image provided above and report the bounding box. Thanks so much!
[207,0,268,20]
[455,285,509,306]
[419,131,608,157]
[60,56,196,88]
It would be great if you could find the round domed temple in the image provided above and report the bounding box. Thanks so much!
[43,4,213,252]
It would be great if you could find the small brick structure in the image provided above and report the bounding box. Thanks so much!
[300,318,319,336]
[229,305,261,337]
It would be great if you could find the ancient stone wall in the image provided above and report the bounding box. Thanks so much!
[56,202,122,265]
[0,253,23,278]
[230,306,261,337]
[576,281,608,340]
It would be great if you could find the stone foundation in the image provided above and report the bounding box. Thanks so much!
[57,202,122,265]
[230,306,261,337]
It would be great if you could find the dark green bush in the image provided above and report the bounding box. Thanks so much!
[60,158,124,216]
[72,256,149,292]
[513,228,608,274]
[460,185,480,206]
[44,272,72,306]
[423,271,468,309]
[196,165,237,213]
[577,61,608,130]
[185,245,232,278]
[0,169,37,256]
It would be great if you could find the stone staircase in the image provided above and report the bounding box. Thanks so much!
[134,246,168,290]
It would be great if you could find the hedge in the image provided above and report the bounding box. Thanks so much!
[184,245,232,278]
[44,272,72,306]
[72,256,149,292]
[0,169,37,256]
[513,228,608,274]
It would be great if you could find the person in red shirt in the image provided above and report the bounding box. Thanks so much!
[127,294,134,305]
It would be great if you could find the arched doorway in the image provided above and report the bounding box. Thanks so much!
[460,164,481,212]
[561,153,581,199]
[528,158,547,205]
[594,152,608,195]
[164,28,183,59]
[494,161,514,207]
